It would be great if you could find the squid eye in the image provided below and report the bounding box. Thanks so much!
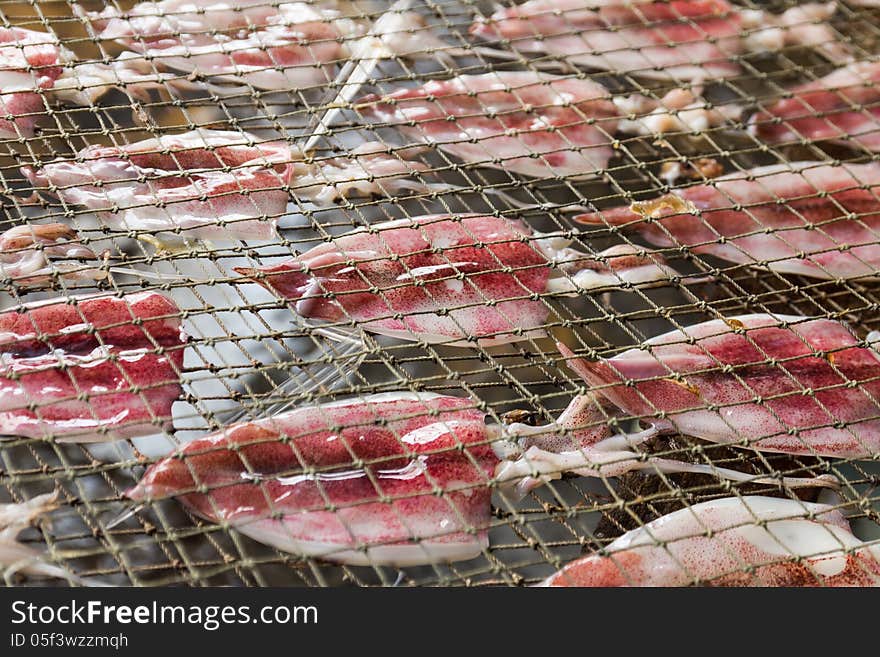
[501,409,541,426]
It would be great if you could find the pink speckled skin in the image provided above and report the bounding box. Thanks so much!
[236,214,554,346]
[562,314,880,457]
[357,72,620,178]
[0,292,186,441]
[470,0,743,81]
[128,393,498,565]
[23,130,292,241]
[541,496,880,586]
[751,61,880,152]
[80,0,345,91]
[0,27,66,137]
[576,162,880,280]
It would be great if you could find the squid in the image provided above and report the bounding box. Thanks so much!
[234,213,683,347]
[76,0,462,93]
[0,223,107,287]
[356,71,739,179]
[749,61,880,152]
[559,313,880,458]
[0,292,186,442]
[78,0,357,92]
[0,25,183,138]
[22,130,447,241]
[575,161,880,280]
[0,26,67,138]
[128,393,500,566]
[541,495,880,586]
[129,392,833,566]
[470,0,851,82]
[0,493,88,584]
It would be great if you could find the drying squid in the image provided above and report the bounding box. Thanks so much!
[0,25,185,138]
[78,0,357,92]
[559,313,880,458]
[575,161,880,280]
[541,495,880,586]
[0,493,87,584]
[77,0,462,93]
[235,213,683,347]
[0,223,107,286]
[0,292,186,442]
[0,26,68,138]
[22,130,446,241]
[356,71,738,179]
[470,0,851,82]
[129,391,833,566]
[128,393,501,566]
[749,61,880,152]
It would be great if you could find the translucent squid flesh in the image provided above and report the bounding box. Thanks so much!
[0,493,85,584]
[130,392,834,566]
[234,213,683,347]
[76,0,456,93]
[0,25,184,138]
[560,313,880,459]
[78,0,356,92]
[575,161,880,280]
[358,71,619,179]
[0,223,107,286]
[541,496,880,586]
[356,71,734,180]
[750,61,880,152]
[23,130,291,241]
[22,129,445,241]
[470,0,851,82]
[0,292,186,442]
[0,27,66,138]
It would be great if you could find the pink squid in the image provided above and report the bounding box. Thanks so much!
[356,71,736,179]
[0,26,65,138]
[0,223,107,287]
[23,129,292,241]
[470,0,851,81]
[750,61,880,152]
[235,213,683,347]
[0,25,185,138]
[76,0,460,93]
[129,391,833,566]
[78,0,355,92]
[560,313,880,458]
[0,292,186,442]
[575,161,880,280]
[128,393,500,566]
[23,130,445,241]
[541,495,880,586]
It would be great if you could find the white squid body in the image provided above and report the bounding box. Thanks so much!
[0,25,188,138]
[560,313,880,458]
[575,161,880,280]
[77,0,453,92]
[357,71,739,180]
[81,0,355,91]
[541,496,880,586]
[235,213,684,347]
[22,130,450,241]
[471,0,851,81]
[0,224,106,286]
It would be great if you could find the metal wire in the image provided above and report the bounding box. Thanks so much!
[0,0,878,587]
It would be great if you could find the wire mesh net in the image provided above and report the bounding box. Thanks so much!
[0,0,878,587]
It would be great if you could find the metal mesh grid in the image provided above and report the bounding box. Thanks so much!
[0,0,878,587]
